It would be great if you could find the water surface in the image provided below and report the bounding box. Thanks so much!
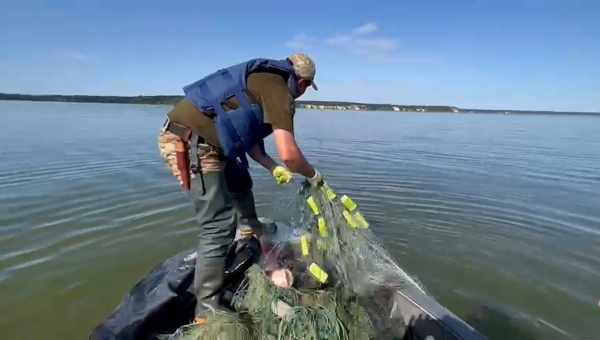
[0,101,599,339]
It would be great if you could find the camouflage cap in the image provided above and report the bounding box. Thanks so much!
[288,53,318,90]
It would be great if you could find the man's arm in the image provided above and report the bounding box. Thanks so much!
[248,143,278,172]
[272,128,316,178]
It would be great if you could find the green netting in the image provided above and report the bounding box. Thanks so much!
[166,265,372,340]
[167,182,419,339]
[165,312,254,340]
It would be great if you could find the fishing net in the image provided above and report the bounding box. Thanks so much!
[166,182,422,340]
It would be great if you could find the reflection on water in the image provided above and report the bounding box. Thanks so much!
[0,101,599,340]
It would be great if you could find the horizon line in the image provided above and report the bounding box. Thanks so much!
[0,92,599,115]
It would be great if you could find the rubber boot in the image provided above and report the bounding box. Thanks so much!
[230,190,275,236]
[193,258,231,317]
[190,171,236,318]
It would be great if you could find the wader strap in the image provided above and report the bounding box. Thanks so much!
[189,133,200,175]
[188,133,207,195]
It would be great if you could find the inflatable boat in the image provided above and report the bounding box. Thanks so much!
[90,222,487,340]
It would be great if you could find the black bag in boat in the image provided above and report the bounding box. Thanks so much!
[90,236,261,340]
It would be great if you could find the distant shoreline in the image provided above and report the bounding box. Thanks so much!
[1,93,598,116]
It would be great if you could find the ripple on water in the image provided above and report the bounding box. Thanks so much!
[2,105,600,340]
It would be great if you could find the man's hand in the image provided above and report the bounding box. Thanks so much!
[272,166,293,185]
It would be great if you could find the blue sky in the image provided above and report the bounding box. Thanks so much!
[1,0,599,111]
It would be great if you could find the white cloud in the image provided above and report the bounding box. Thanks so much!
[285,22,401,61]
[325,35,398,59]
[351,22,378,35]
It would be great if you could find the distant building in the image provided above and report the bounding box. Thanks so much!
[392,106,400,112]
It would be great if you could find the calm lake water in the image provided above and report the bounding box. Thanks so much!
[0,100,599,340]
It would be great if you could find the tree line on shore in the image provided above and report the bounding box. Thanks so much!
[1,92,597,115]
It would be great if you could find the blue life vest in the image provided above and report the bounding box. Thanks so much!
[183,58,295,167]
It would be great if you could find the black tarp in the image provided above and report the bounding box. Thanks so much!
[90,250,197,340]
[90,236,261,340]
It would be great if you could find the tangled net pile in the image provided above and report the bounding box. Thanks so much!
[167,183,423,340]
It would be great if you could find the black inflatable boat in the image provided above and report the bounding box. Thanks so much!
[90,222,487,340]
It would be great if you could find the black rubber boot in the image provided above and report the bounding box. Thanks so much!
[193,258,231,316]
[190,171,237,317]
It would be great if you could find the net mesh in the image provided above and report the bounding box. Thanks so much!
[167,183,422,339]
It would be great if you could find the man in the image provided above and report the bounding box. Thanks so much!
[157,53,323,321]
